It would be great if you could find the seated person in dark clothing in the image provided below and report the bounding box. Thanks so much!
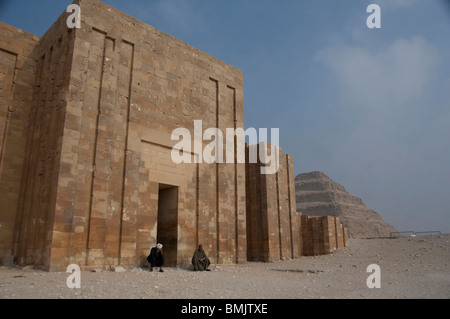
[192,244,211,271]
[147,243,164,272]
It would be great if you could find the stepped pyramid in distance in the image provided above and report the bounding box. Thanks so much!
[295,172,397,238]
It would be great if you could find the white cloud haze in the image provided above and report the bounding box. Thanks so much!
[316,36,440,111]
[314,35,450,232]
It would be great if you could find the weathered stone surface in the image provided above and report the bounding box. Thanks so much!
[0,0,291,271]
[110,265,126,273]
[299,215,349,256]
[245,143,300,262]
[0,22,40,267]
[1,255,14,267]
[0,0,247,271]
[295,171,397,238]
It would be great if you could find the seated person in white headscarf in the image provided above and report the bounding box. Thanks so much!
[147,243,164,272]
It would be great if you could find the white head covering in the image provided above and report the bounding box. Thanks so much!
[156,243,163,249]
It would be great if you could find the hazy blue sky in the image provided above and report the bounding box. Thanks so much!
[1,0,449,233]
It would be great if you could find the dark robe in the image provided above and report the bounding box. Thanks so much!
[192,249,211,271]
[147,247,164,267]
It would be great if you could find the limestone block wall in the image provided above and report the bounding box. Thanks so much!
[335,217,345,249]
[245,144,300,262]
[39,0,246,270]
[300,215,349,256]
[0,22,40,265]
[1,0,248,271]
[10,11,77,269]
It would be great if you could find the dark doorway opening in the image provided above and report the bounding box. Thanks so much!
[156,184,178,266]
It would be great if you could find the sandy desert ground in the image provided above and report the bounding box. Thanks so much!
[0,234,449,299]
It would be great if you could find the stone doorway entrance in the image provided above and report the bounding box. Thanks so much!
[156,184,179,266]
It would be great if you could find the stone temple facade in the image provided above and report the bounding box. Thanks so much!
[0,0,348,271]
